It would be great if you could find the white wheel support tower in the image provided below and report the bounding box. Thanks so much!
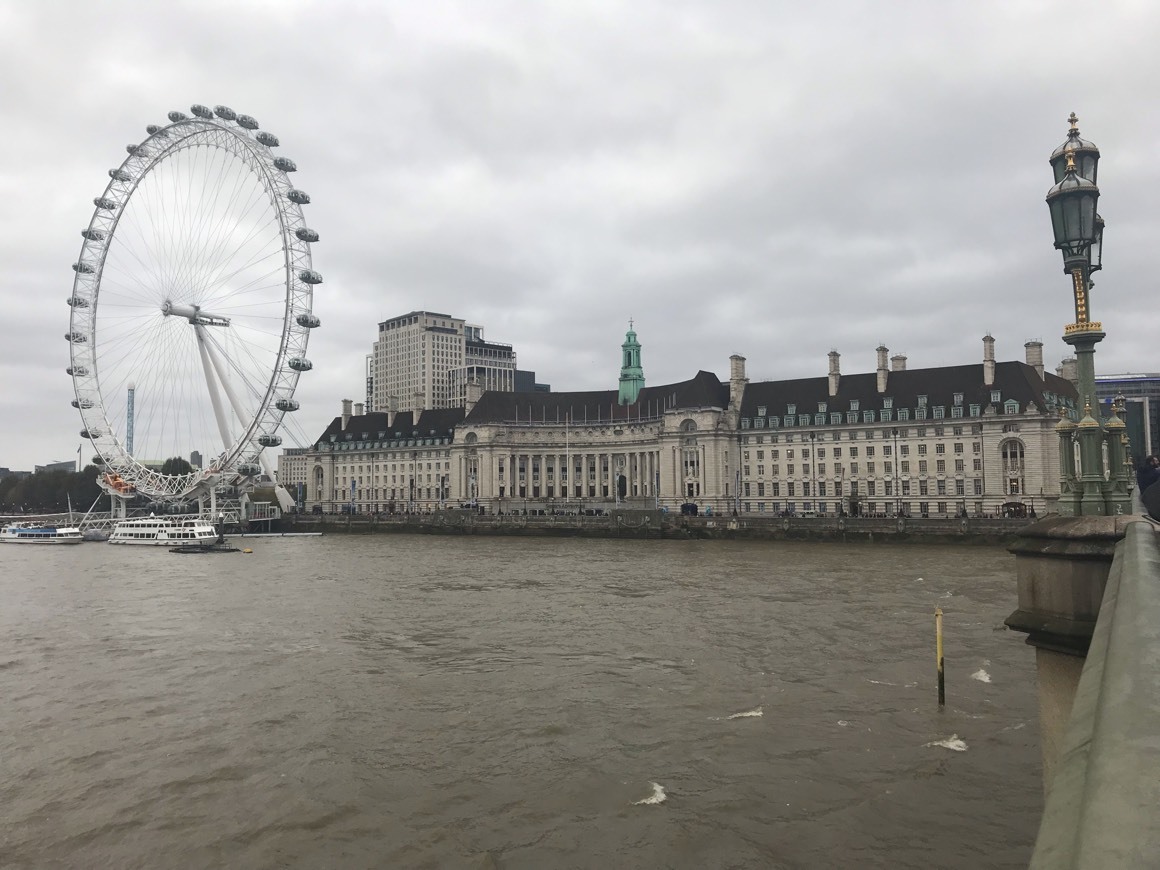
[67,104,322,515]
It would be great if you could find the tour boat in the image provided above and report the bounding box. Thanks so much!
[107,515,220,546]
[0,521,85,544]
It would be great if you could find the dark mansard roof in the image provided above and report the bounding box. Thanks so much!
[463,370,729,426]
[739,361,1077,422]
[314,408,466,447]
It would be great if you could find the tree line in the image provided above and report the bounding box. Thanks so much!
[0,457,192,514]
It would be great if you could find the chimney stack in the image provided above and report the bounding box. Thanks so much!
[386,395,398,427]
[891,354,907,372]
[465,378,483,415]
[828,351,841,397]
[354,402,364,417]
[1024,341,1044,380]
[341,398,352,431]
[983,334,996,387]
[1057,357,1079,385]
[729,354,748,412]
[876,345,889,394]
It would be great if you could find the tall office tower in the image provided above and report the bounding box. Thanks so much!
[370,311,467,413]
[450,324,516,406]
[370,312,521,412]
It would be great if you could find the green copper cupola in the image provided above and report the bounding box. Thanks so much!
[618,319,645,405]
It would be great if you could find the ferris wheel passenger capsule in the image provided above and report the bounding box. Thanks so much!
[287,189,311,205]
[73,262,95,274]
[237,114,259,130]
[109,168,133,182]
[80,429,101,439]
[65,331,87,343]
[93,197,118,211]
[146,125,168,136]
[298,269,322,285]
[256,131,279,148]
[288,357,313,372]
[191,104,214,119]
[81,228,106,241]
[167,111,188,122]
[258,434,282,448]
[295,227,319,242]
[67,366,89,377]
[274,157,297,172]
[214,105,237,121]
[296,313,321,328]
[67,296,90,308]
[237,463,262,477]
[71,398,94,409]
[275,398,300,412]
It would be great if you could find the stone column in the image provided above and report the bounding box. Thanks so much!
[1006,515,1133,790]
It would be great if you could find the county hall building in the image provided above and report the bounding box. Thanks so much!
[285,327,1079,518]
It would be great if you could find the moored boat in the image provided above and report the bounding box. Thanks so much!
[108,515,219,546]
[0,522,85,544]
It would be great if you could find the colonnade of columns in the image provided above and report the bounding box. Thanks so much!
[470,448,662,502]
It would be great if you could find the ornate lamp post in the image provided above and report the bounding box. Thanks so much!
[1045,114,1131,516]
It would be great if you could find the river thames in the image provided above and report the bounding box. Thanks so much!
[0,535,1041,868]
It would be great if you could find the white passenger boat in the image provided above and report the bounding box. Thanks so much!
[0,522,85,544]
[107,516,220,546]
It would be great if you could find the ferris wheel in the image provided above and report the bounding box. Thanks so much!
[66,104,321,503]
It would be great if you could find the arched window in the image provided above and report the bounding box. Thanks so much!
[1001,440,1025,496]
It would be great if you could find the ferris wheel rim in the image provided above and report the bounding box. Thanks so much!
[67,106,320,501]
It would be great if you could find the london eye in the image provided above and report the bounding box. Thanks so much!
[66,104,321,504]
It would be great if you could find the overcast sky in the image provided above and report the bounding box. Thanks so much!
[2,0,1157,471]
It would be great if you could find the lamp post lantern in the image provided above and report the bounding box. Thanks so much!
[1045,114,1131,516]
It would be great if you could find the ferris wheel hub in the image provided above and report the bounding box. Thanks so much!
[161,300,231,326]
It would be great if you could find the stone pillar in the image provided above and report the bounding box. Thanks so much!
[1006,515,1133,790]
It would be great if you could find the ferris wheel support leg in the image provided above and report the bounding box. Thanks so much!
[195,325,233,452]
[200,331,252,437]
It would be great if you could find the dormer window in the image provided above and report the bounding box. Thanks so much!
[850,399,860,411]
[757,406,767,417]
[883,397,893,409]
[818,402,827,413]
[917,395,928,407]
[991,390,1002,404]
[787,404,797,416]
[953,392,963,406]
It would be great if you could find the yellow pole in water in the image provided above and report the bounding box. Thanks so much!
[935,607,945,707]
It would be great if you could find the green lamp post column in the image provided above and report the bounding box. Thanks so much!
[1102,397,1132,515]
[1045,114,1108,516]
[1055,408,1080,515]
[1075,403,1106,516]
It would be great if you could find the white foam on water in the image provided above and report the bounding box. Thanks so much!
[837,719,850,727]
[867,679,897,686]
[970,669,992,683]
[727,706,763,719]
[926,734,968,752]
[632,782,667,805]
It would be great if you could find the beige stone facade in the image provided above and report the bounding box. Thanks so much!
[286,337,1077,517]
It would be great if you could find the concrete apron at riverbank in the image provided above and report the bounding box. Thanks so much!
[282,509,1032,544]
